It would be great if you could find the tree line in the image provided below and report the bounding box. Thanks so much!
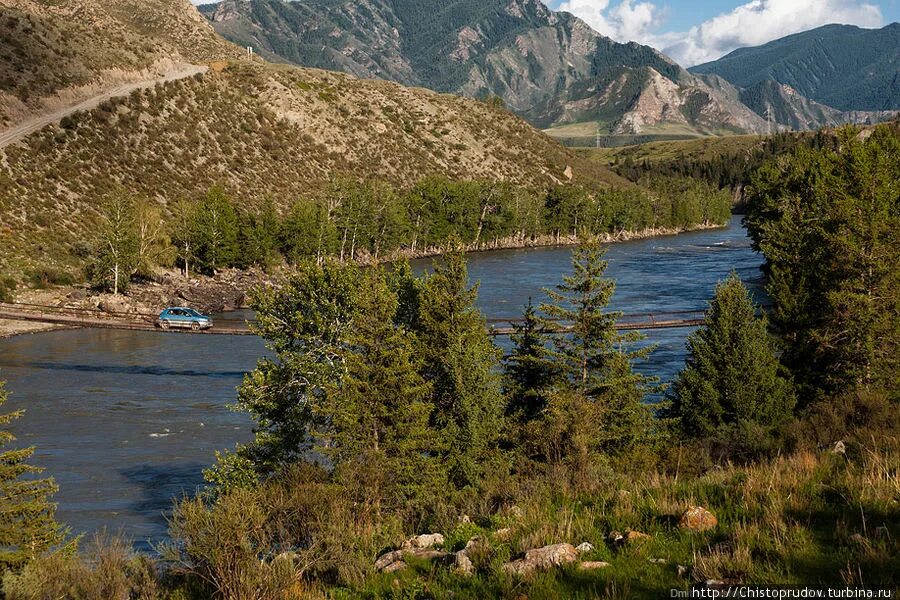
[88,174,732,293]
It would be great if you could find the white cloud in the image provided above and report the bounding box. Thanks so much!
[556,0,884,66]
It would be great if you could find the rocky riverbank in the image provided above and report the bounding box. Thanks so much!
[0,222,726,339]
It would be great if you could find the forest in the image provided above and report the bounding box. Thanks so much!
[79,173,730,296]
[0,124,897,598]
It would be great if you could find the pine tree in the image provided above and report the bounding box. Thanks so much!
[0,382,66,572]
[503,299,557,424]
[316,270,441,517]
[667,274,795,456]
[416,247,506,489]
[540,239,656,453]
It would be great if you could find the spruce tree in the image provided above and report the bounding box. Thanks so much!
[667,274,795,456]
[504,299,557,424]
[540,239,656,453]
[417,247,506,489]
[317,270,441,517]
[0,382,65,572]
[209,260,360,484]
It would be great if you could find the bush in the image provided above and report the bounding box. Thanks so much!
[25,267,75,289]
[3,536,160,600]
[0,277,15,303]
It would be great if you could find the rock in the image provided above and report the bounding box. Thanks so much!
[608,530,624,544]
[383,560,408,573]
[453,550,474,577]
[375,550,405,571]
[832,441,846,455]
[649,558,667,564]
[679,506,718,532]
[625,530,650,543]
[401,533,444,550]
[563,165,574,181]
[98,296,133,314]
[575,542,594,554]
[494,528,513,541]
[501,543,578,576]
[67,289,88,301]
[459,514,471,524]
[677,564,691,578]
[464,536,481,550]
[578,561,611,570]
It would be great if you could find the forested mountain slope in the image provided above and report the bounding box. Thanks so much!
[201,0,769,136]
[691,24,900,112]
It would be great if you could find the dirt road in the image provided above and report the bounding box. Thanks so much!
[0,65,207,149]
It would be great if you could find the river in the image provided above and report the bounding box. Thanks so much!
[0,216,762,550]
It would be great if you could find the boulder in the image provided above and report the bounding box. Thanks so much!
[453,550,474,577]
[375,550,404,571]
[401,533,444,550]
[501,543,578,576]
[679,506,718,532]
[579,561,611,571]
[383,561,408,574]
[98,296,133,314]
[575,542,594,554]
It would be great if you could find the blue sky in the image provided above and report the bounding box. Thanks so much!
[193,0,899,66]
[548,0,898,65]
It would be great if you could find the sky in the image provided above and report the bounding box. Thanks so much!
[549,0,899,65]
[192,0,900,67]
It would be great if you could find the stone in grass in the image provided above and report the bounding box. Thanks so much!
[501,543,578,576]
[579,561,611,571]
[401,533,444,550]
[453,551,475,577]
[575,542,594,554]
[679,506,718,532]
[383,561,408,574]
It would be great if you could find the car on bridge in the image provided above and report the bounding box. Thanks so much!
[156,307,213,331]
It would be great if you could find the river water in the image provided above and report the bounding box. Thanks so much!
[0,216,761,549]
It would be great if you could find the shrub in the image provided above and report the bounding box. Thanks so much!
[25,267,75,289]
[0,277,15,303]
[3,536,160,600]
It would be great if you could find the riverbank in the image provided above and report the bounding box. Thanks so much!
[0,221,726,340]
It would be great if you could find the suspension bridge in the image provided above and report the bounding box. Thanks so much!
[0,302,708,337]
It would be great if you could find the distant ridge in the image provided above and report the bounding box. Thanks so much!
[690,23,900,112]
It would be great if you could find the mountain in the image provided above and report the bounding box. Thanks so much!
[0,0,238,127]
[691,24,900,112]
[200,0,769,137]
[0,57,619,271]
[734,80,895,132]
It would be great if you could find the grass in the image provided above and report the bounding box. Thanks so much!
[337,445,899,598]
[579,135,770,167]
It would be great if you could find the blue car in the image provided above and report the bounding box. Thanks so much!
[156,307,213,331]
